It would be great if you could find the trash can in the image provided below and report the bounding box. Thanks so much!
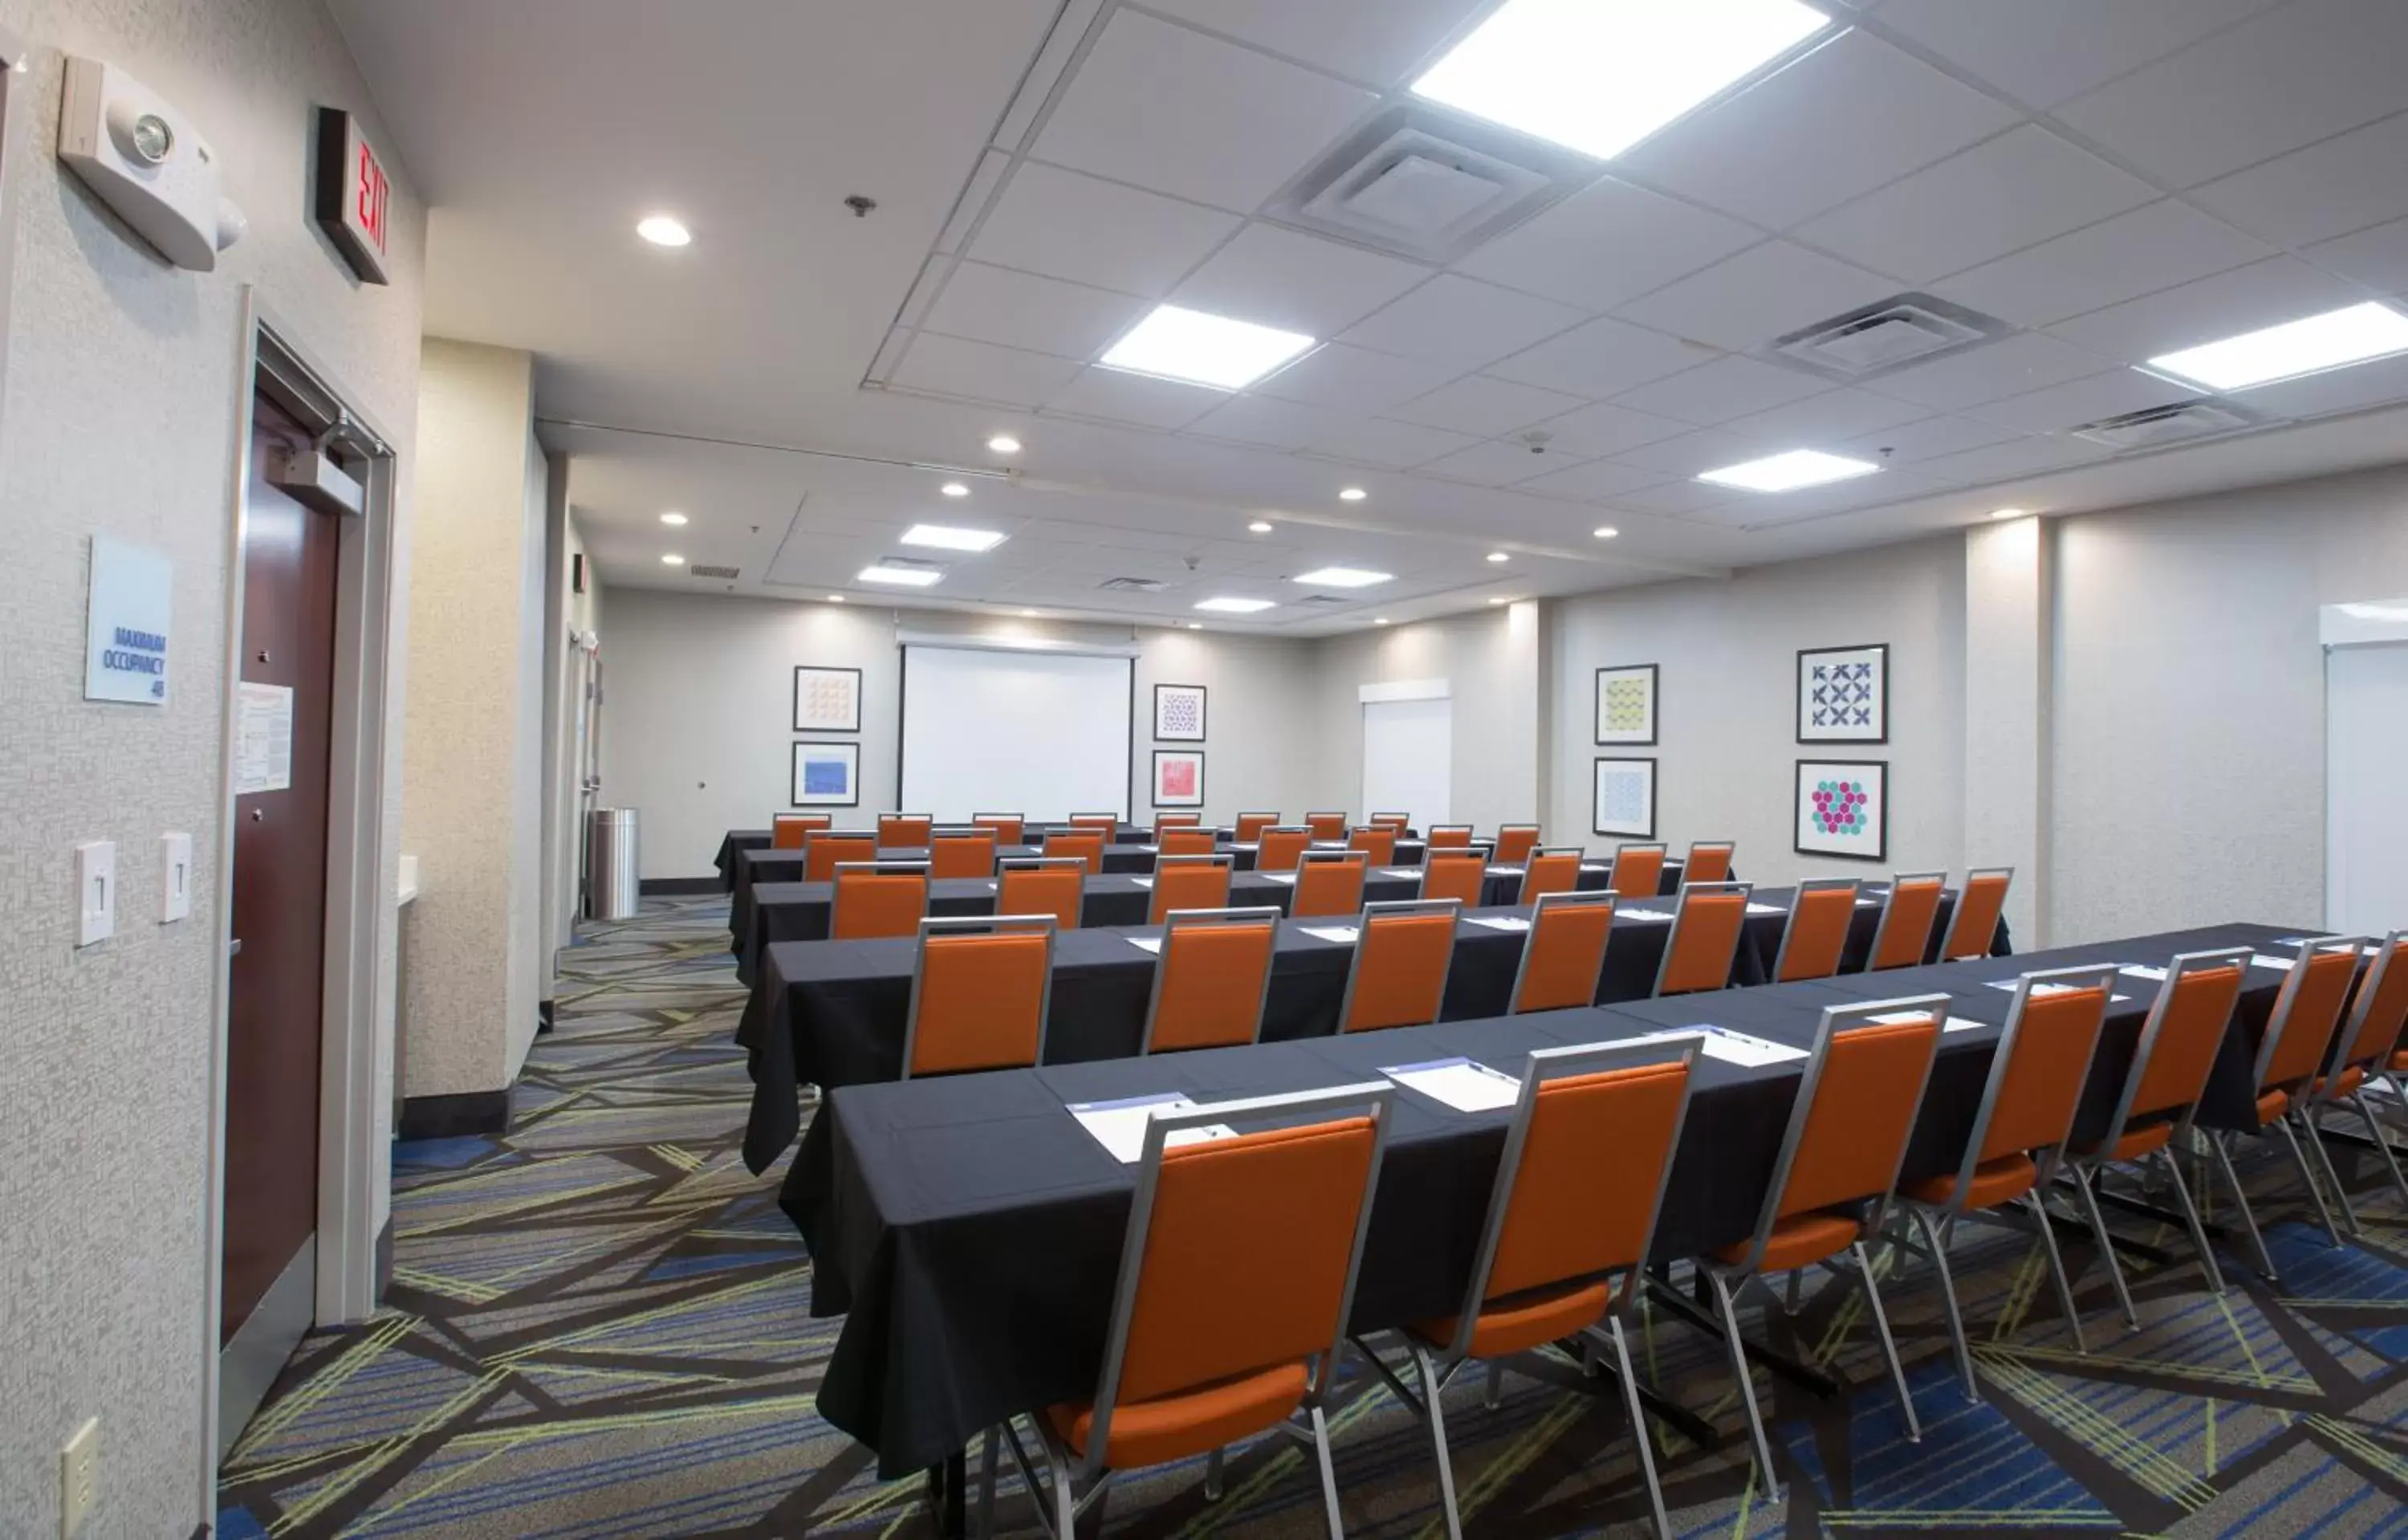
[587,807,641,920]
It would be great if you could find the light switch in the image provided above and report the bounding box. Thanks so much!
[75,841,116,947]
[161,833,192,923]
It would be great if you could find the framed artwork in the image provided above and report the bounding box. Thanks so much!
[793,666,863,734]
[791,740,860,807]
[1796,759,1886,862]
[1153,682,1207,741]
[1151,749,1205,808]
[1592,756,1657,838]
[1798,643,1887,743]
[1593,663,1658,746]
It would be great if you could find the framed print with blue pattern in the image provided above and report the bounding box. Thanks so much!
[1797,643,1888,744]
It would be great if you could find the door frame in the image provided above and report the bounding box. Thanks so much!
[201,291,403,1489]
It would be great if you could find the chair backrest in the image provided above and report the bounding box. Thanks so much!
[1291,849,1369,919]
[1866,873,1946,971]
[772,813,830,849]
[1348,825,1397,866]
[970,812,1025,845]
[1510,890,1616,1013]
[1070,813,1121,838]
[2106,948,2251,1137]
[1141,907,1281,1053]
[1084,1084,1393,1479]
[1519,846,1584,906]
[831,861,929,939]
[1653,881,1754,996]
[1369,813,1413,833]
[1149,854,1234,925]
[1046,829,1106,875]
[803,831,877,883]
[1736,998,1945,1270]
[2329,930,2408,1082]
[1339,899,1458,1033]
[1426,825,1474,850]
[2254,935,2368,1093]
[1304,811,1348,840]
[1255,826,1312,874]
[1234,811,1281,843]
[1151,813,1202,843]
[1492,825,1541,866]
[1157,827,1218,858]
[1420,850,1489,908]
[1607,841,1667,899]
[998,857,1086,931]
[1940,866,2013,961]
[1441,1043,1695,1360]
[1956,967,2116,1189]
[877,813,934,849]
[1683,841,1735,886]
[1772,878,1859,983]
[902,915,1054,1078]
[928,830,999,880]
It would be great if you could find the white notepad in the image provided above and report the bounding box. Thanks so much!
[2119,964,2167,982]
[1384,867,1421,878]
[2253,944,2365,970]
[1620,907,1674,922]
[1745,902,1786,915]
[1597,1025,1807,1067]
[1984,980,2132,1001]
[1383,1057,1522,1113]
[1580,864,1612,874]
[1466,915,1531,932]
[1300,925,1360,944]
[1130,877,1154,889]
[1124,935,1165,955]
[1067,1094,1236,1163]
[1263,872,1297,886]
[1868,1009,1988,1033]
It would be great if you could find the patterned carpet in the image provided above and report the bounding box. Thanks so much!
[217,895,2408,1538]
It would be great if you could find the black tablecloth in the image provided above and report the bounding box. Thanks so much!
[714,829,771,890]
[727,845,1049,951]
[804,920,2295,1477]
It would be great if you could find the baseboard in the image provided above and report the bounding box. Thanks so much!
[397,1086,512,1139]
[374,1215,394,1300]
[640,876,721,896]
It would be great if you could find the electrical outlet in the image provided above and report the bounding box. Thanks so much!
[60,1417,98,1538]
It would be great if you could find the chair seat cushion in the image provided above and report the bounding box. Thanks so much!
[2076,1121,2172,1163]
[1409,1280,1612,1362]
[1047,1362,1308,1471]
[2312,1065,2367,1099]
[2255,1088,2289,1126]
[1902,1153,2036,1211]
[1711,1211,1860,1272]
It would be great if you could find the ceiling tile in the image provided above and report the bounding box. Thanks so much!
[922,261,1148,358]
[1249,342,1459,413]
[1912,433,2113,486]
[1172,222,1430,336]
[1338,275,1588,370]
[1043,367,1226,429]
[2234,350,2408,419]
[1525,399,1692,458]
[1385,373,1587,436]
[1451,177,1759,312]
[1184,392,1348,450]
[1618,356,1837,428]
[1139,0,1476,87]
[1418,439,1588,487]
[1714,386,1932,450]
[1794,126,2157,284]
[1861,331,2116,410]
[1516,458,1670,501]
[1967,369,2203,434]
[1610,429,1758,478]
[1485,316,1711,397]
[1933,200,2278,328]
[1613,241,1899,352]
[2305,218,2408,297]
[889,333,1087,407]
[1030,9,1377,213]
[1292,414,1481,468]
[1616,31,2018,228]
[1611,479,1739,515]
[2044,257,2369,363]
[1835,412,2024,464]
[2190,111,2408,249]
[2050,0,2408,188]
[969,162,1241,296]
[1874,0,2284,109]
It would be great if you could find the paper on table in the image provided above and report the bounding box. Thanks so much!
[1745,902,1786,915]
[1300,925,1360,944]
[1488,866,1522,877]
[1855,898,1881,907]
[1597,1025,1806,1067]
[1384,1057,1523,1113]
[1124,935,1165,955]
[1384,867,1421,878]
[1067,1093,1237,1163]
[2252,943,2365,970]
[984,881,999,890]
[1620,907,1674,922]
[1263,872,1297,886]
[1580,864,1612,873]
[1869,1008,1988,1033]
[1984,980,2131,1001]
[2119,964,2167,982]
[1466,915,1531,932]
[1130,877,1154,889]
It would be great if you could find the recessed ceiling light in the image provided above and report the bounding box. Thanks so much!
[900,524,1006,552]
[1100,304,1315,390]
[1593,526,1619,539]
[1247,519,1275,534]
[1293,567,1393,589]
[858,563,942,587]
[1195,596,1276,613]
[986,434,1022,454]
[1487,596,1510,605]
[1486,551,1510,563]
[1373,617,1391,625]
[659,511,688,526]
[940,481,970,498]
[1412,0,1831,161]
[1698,449,1881,493]
[661,553,685,565]
[827,594,846,604]
[1188,621,1204,629]
[2146,302,2408,392]
[1020,608,1039,617]
[637,214,692,247]
[1339,487,1368,502]
[1990,507,2028,520]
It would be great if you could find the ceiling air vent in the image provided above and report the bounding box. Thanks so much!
[1263,105,1596,264]
[1769,294,2011,383]
[1096,576,1168,593]
[1294,593,1350,607]
[2070,399,2257,451]
[689,564,741,580]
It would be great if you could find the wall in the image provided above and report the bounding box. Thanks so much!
[539,482,600,972]
[599,588,1320,877]
[0,2,425,1534]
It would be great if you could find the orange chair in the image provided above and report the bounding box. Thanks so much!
[1866,873,1946,970]
[2311,931,2408,1231]
[1147,854,1233,925]
[1653,881,1752,996]
[1046,829,1106,876]
[1425,825,1474,851]
[1419,850,1489,909]
[1291,850,1369,919]
[1771,878,1861,983]
[2061,948,2251,1321]
[1894,966,2116,1401]
[2218,935,2366,1259]
[1369,812,1413,833]
[1938,867,2012,961]
[803,831,876,883]
[1139,907,1281,1053]
[999,857,1087,931]
[877,813,934,849]
[1378,1042,1695,1540]
[980,1085,1394,1540]
[1339,899,1458,1033]
[1491,825,1540,866]
[1255,827,1312,874]
[1151,814,1202,844]
[772,813,830,849]
[1684,840,1735,885]
[971,813,1026,846]
[1606,841,1667,898]
[1070,813,1121,837]
[1518,847,1584,905]
[1509,890,1617,1013]
[1154,827,1215,858]
[1699,998,1946,1493]
[901,915,1053,1078]
[1347,825,1397,867]
[830,862,929,940]
[1304,811,1348,841]
[1233,812,1281,843]
[929,829,999,879]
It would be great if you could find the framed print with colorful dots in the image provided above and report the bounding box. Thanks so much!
[1796,759,1886,861]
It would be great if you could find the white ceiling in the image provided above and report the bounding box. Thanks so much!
[332,0,2408,634]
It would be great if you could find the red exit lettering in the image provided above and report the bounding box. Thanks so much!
[353,141,388,254]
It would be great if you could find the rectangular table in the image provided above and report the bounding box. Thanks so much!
[727,845,1048,952]
[714,829,771,890]
[802,920,2297,1477]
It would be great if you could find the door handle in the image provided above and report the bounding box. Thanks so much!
[228,939,243,957]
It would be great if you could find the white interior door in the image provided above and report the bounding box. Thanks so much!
[2327,641,2408,934]
[1363,697,1450,827]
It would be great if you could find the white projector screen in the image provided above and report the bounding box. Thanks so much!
[900,645,1133,822]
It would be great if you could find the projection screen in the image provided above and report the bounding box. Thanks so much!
[898,644,1133,821]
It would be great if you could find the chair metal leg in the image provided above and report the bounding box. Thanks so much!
[1911,1206,1977,1403]
[2300,1107,2363,1236]
[1853,1241,1920,1442]
[2208,1131,2281,1283]
[1483,1361,1502,1411]
[1046,1436,1078,1540]
[976,1426,999,1540]
[1410,1346,1464,1540]
[2023,1191,2089,1356]
[1203,1446,1224,1501]
[2272,1114,2345,1245]
[2154,1145,2226,1296]
[2067,1163,2138,1330]
[2348,1092,2408,1209]
[1608,1317,1674,1540]
[1784,1266,1804,1315]
[1706,1269,1780,1499]
[1307,1402,1346,1540]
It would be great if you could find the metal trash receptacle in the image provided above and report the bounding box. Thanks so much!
[587,808,641,920]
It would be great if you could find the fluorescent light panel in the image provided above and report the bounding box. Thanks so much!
[1293,567,1393,589]
[1413,0,1831,161]
[1100,304,1315,390]
[900,524,1006,552]
[858,563,943,587]
[1698,448,1880,493]
[1194,596,1276,613]
[2147,302,2408,392]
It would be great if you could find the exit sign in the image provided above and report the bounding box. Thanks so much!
[314,107,391,285]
